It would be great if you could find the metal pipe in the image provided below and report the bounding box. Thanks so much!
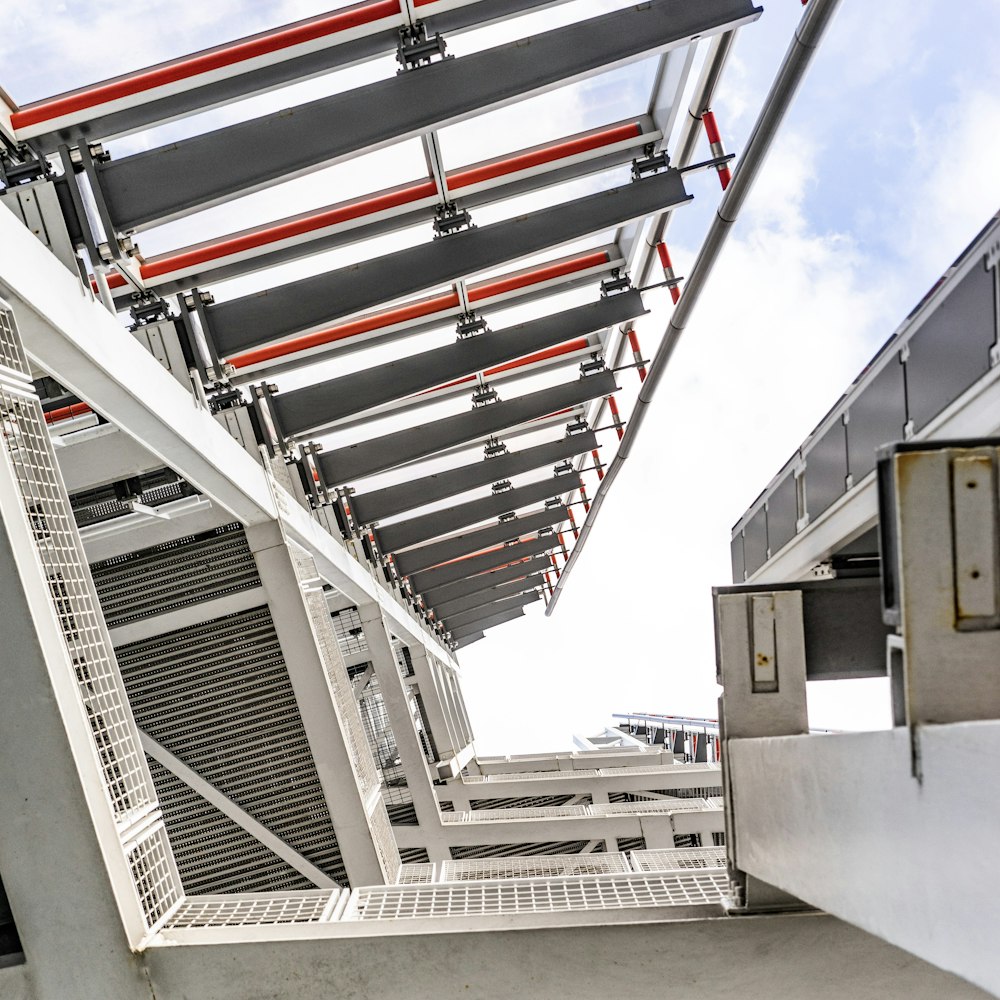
[581,29,739,455]
[548,0,842,615]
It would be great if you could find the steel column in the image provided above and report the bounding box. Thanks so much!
[93,0,756,230]
[349,431,597,524]
[317,371,615,482]
[379,477,577,554]
[393,506,567,576]
[273,292,644,432]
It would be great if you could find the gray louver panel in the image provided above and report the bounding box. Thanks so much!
[450,841,606,860]
[399,847,431,864]
[470,794,580,810]
[616,837,647,852]
[91,523,259,627]
[117,606,348,886]
[148,758,315,894]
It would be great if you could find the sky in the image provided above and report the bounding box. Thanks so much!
[3,0,999,753]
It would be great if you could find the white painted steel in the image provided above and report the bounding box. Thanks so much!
[729,724,1000,997]
[343,871,728,920]
[629,847,727,872]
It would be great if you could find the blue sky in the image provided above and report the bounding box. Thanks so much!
[3,0,999,752]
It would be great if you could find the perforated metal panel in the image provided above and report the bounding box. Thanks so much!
[449,842,604,860]
[91,523,259,626]
[147,759,322,893]
[169,890,345,928]
[630,847,727,872]
[117,607,349,885]
[345,871,728,920]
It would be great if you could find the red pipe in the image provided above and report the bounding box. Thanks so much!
[13,0,403,130]
[556,531,568,562]
[655,241,681,304]
[626,328,646,382]
[141,180,437,280]
[607,395,624,441]
[44,402,93,425]
[579,484,590,514]
[549,553,560,579]
[422,338,591,395]
[142,129,629,283]
[567,507,580,541]
[449,123,642,191]
[230,251,608,369]
[468,250,609,302]
[591,448,604,481]
[230,291,460,369]
[701,110,732,190]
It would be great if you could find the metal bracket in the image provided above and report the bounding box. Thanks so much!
[396,22,449,72]
[631,144,670,180]
[433,202,474,238]
[471,384,498,406]
[600,268,632,296]
[456,312,488,338]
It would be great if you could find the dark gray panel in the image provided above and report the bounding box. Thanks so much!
[422,553,553,608]
[803,418,848,521]
[742,506,768,577]
[730,532,745,584]
[208,173,687,358]
[453,632,485,650]
[714,579,890,681]
[766,470,798,558]
[96,0,756,230]
[273,292,644,433]
[905,260,997,433]
[444,591,540,631]
[423,554,552,610]
[379,476,578,554]
[433,573,544,620]
[28,0,607,154]
[393,506,567,576]
[451,606,526,639]
[410,536,556,595]
[846,355,906,483]
[318,370,616,483]
[350,431,596,524]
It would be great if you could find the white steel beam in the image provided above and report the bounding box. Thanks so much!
[141,733,338,889]
[728,724,1000,997]
[0,204,456,667]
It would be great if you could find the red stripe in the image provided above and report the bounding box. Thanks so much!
[231,253,607,369]
[702,110,723,146]
[88,272,129,293]
[448,123,642,191]
[12,0,403,130]
[229,291,460,369]
[44,402,93,424]
[140,179,437,280]
[468,251,610,302]
[422,338,591,395]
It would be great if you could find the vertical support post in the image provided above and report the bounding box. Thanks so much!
[247,521,388,885]
[357,602,452,861]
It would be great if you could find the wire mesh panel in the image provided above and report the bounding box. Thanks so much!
[168,891,344,928]
[629,848,727,872]
[331,606,368,656]
[396,863,437,884]
[290,546,399,882]
[0,300,181,932]
[344,871,728,920]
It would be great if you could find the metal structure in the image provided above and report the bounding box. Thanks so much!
[0,1,994,998]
